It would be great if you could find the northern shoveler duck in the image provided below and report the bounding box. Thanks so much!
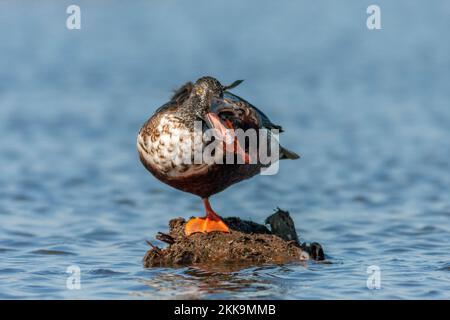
[137,76,299,236]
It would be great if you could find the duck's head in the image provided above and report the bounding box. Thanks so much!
[190,76,244,117]
[191,76,224,107]
[190,76,226,126]
[190,76,249,162]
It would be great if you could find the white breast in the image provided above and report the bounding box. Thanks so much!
[137,114,207,177]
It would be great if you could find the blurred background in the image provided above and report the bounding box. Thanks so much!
[0,0,449,299]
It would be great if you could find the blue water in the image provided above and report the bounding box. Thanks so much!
[1,0,450,299]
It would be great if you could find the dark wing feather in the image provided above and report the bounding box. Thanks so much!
[153,82,193,115]
[221,92,299,160]
[223,92,284,132]
[171,82,193,104]
[152,101,175,116]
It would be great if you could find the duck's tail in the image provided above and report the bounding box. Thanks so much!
[279,146,300,160]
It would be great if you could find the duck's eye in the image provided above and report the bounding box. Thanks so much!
[196,87,204,95]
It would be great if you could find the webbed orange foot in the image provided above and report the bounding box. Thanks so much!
[184,217,230,236]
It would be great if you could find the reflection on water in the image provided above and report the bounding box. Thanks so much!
[138,264,304,299]
[1,0,450,299]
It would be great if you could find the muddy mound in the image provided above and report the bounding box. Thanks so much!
[144,209,325,268]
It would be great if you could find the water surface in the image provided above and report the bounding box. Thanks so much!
[0,0,449,299]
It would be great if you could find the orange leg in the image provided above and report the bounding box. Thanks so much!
[184,198,231,236]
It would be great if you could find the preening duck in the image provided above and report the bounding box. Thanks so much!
[137,76,299,236]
